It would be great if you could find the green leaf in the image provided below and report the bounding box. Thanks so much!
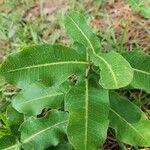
[128,0,150,18]
[123,51,150,92]
[0,135,21,150]
[12,83,64,116]
[128,0,142,11]
[72,42,86,57]
[50,142,72,150]
[65,12,101,54]
[109,92,150,146]
[0,112,11,138]
[95,0,106,6]
[6,105,24,136]
[0,44,88,89]
[0,75,5,86]
[20,110,68,150]
[65,12,133,89]
[65,79,109,150]
[91,52,133,89]
[140,6,150,19]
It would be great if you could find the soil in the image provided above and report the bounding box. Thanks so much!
[92,0,150,53]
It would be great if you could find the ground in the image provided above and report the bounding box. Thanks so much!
[0,0,150,149]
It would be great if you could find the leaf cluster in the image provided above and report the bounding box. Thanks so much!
[0,12,150,150]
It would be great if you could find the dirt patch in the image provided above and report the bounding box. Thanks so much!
[92,0,150,53]
[24,0,68,21]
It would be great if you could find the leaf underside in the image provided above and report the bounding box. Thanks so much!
[0,44,88,89]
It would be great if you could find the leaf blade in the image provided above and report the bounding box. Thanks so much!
[65,12,133,89]
[0,135,20,150]
[0,44,88,88]
[122,51,150,92]
[65,12,101,54]
[20,110,68,150]
[65,79,109,150]
[91,52,133,89]
[6,105,24,136]
[12,83,64,116]
[109,92,150,146]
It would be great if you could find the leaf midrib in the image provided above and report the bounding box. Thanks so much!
[4,61,89,73]
[110,108,146,142]
[68,16,118,87]
[17,93,64,105]
[22,120,67,143]
[84,78,88,150]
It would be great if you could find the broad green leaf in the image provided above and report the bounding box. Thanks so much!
[65,12,101,54]
[109,92,150,146]
[0,44,88,89]
[6,105,24,136]
[65,79,109,150]
[0,135,21,150]
[65,12,133,89]
[91,52,133,89]
[12,83,64,116]
[20,110,68,150]
[123,51,150,92]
